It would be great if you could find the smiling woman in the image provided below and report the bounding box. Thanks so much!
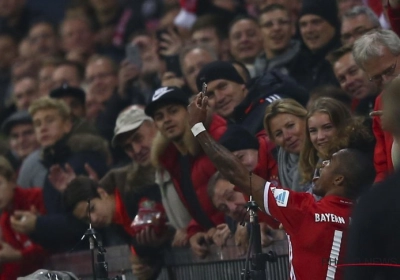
[299,97,375,184]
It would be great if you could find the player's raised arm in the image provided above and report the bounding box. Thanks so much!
[188,93,267,209]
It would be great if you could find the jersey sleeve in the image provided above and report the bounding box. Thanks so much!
[263,181,314,234]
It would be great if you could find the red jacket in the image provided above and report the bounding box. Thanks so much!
[159,114,227,238]
[388,1,400,36]
[0,187,47,280]
[372,94,394,182]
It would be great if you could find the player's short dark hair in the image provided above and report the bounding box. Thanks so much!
[334,149,375,198]
[64,176,101,213]
[191,14,229,40]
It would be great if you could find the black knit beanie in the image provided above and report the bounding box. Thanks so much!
[299,0,340,29]
[196,61,245,92]
[219,125,259,152]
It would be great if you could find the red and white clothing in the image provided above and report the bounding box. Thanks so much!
[0,187,47,280]
[263,182,353,280]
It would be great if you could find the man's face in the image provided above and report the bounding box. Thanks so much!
[212,179,247,222]
[259,9,293,55]
[0,175,14,211]
[229,19,263,64]
[182,49,216,94]
[120,121,157,167]
[9,123,39,160]
[337,0,364,17]
[13,77,39,111]
[0,0,24,18]
[61,18,94,54]
[362,46,400,90]
[206,79,247,118]
[153,104,188,142]
[334,52,378,99]
[232,149,259,172]
[299,15,336,53]
[341,15,378,45]
[52,65,82,89]
[191,28,221,56]
[313,152,342,197]
[32,109,72,147]
[58,96,85,119]
[28,23,58,59]
[73,190,115,228]
[268,113,306,154]
[0,35,17,70]
[85,59,118,104]
[38,65,55,97]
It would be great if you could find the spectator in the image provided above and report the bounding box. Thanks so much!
[13,97,109,251]
[196,60,309,134]
[190,14,230,61]
[0,0,43,39]
[49,85,86,120]
[254,4,300,76]
[187,93,376,280]
[289,0,340,91]
[38,58,61,97]
[329,45,379,116]
[228,15,263,78]
[1,111,39,171]
[13,76,40,111]
[340,6,381,46]
[0,32,18,109]
[27,21,60,60]
[63,175,166,280]
[59,16,96,61]
[145,86,226,258]
[207,172,285,251]
[178,45,217,95]
[0,156,47,280]
[344,76,400,280]
[52,60,84,89]
[251,0,302,22]
[263,99,308,191]
[299,97,374,186]
[352,29,400,182]
[337,0,365,17]
[88,0,144,48]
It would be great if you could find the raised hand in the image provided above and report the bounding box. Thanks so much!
[48,163,76,193]
[187,92,209,127]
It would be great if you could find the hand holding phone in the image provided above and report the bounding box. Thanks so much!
[125,44,142,69]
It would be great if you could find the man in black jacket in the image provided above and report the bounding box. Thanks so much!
[345,77,400,279]
[196,60,308,134]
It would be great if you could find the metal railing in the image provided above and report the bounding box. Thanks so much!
[47,239,289,280]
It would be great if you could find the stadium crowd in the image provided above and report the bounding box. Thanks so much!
[0,0,399,279]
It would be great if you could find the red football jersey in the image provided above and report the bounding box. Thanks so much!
[263,182,353,280]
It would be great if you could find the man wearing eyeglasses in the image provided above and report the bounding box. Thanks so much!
[340,5,381,46]
[353,29,400,182]
[254,3,299,76]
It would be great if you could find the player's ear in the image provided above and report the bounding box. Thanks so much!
[333,175,344,186]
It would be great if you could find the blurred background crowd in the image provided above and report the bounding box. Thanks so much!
[0,0,399,279]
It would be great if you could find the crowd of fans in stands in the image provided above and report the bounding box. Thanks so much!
[0,0,399,279]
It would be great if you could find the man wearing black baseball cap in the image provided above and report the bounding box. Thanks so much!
[146,86,228,258]
[196,60,308,135]
[49,84,86,118]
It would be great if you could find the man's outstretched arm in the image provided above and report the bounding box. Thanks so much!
[188,93,267,209]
